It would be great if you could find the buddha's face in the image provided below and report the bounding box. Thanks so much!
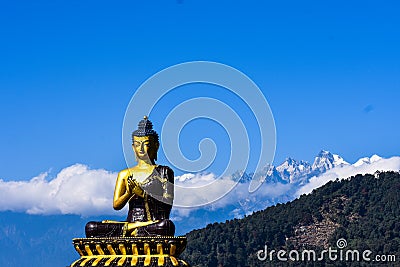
[132,135,158,162]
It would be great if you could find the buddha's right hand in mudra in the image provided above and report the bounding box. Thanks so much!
[126,176,145,198]
[85,116,175,238]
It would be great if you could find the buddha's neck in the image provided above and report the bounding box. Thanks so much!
[137,159,155,169]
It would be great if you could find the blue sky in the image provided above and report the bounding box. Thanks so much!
[1,0,399,183]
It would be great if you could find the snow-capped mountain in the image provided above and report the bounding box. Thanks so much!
[226,150,354,186]
[311,150,349,173]
[275,158,311,184]
[175,151,386,189]
[353,154,382,167]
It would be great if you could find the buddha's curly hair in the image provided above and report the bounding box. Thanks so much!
[131,116,159,145]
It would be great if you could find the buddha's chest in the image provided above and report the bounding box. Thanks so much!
[130,171,153,183]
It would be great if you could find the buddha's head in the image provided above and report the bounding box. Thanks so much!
[132,116,159,162]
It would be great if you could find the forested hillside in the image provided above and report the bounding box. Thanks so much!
[182,171,400,266]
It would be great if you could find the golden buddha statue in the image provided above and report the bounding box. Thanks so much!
[85,116,175,237]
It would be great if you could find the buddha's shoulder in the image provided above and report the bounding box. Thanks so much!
[117,168,135,178]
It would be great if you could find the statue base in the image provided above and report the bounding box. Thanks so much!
[69,236,189,267]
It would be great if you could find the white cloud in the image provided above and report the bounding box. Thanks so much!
[0,164,119,216]
[175,173,216,184]
[296,156,400,196]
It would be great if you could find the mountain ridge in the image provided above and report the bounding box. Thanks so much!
[230,150,373,186]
